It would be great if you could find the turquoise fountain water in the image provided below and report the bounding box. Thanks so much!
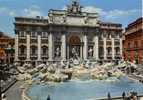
[27,77,143,100]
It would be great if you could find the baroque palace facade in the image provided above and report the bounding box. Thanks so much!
[123,17,143,64]
[14,1,122,66]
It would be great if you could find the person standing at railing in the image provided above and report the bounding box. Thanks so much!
[122,91,126,99]
[47,95,51,100]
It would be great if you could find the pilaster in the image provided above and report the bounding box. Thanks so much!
[48,33,53,61]
[93,34,99,60]
[37,32,42,61]
[111,38,115,60]
[103,32,107,60]
[61,33,66,61]
[83,33,88,60]
[14,34,19,62]
[120,38,123,59]
[26,32,30,61]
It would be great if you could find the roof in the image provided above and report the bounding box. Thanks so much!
[99,21,122,26]
[0,31,13,39]
[128,17,142,28]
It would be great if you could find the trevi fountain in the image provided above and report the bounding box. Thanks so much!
[15,57,143,100]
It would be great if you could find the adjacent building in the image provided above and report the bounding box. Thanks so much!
[0,31,14,64]
[14,1,123,66]
[123,17,143,64]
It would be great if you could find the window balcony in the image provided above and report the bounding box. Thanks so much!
[41,39,48,44]
[42,54,48,58]
[88,42,94,45]
[19,54,26,58]
[107,54,112,57]
[30,54,37,58]
[115,42,120,45]
[115,54,121,57]
[19,39,26,43]
[31,36,37,39]
[99,54,104,58]
[19,36,26,39]
[31,39,37,43]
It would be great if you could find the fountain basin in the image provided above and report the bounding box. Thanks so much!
[27,77,143,100]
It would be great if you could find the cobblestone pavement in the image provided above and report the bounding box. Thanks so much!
[5,81,22,100]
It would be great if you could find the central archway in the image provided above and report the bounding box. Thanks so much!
[68,35,81,59]
[68,35,81,45]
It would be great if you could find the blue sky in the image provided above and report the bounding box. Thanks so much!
[0,0,142,37]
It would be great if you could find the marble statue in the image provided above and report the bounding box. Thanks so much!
[88,47,93,57]
[72,47,79,59]
[55,47,60,57]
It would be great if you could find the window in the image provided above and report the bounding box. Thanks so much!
[19,45,26,55]
[115,33,119,39]
[31,46,37,55]
[142,40,143,47]
[42,46,48,55]
[115,47,120,55]
[19,31,25,37]
[107,47,111,55]
[42,32,48,38]
[128,42,131,48]
[134,41,138,48]
[54,35,61,42]
[107,33,110,39]
[99,47,103,56]
[31,32,37,37]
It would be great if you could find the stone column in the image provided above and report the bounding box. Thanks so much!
[26,32,30,61]
[111,38,115,60]
[67,46,69,59]
[103,36,107,60]
[61,33,66,61]
[80,46,83,59]
[37,33,41,61]
[48,33,53,61]
[83,34,88,60]
[120,38,123,58]
[93,34,99,60]
[14,34,19,62]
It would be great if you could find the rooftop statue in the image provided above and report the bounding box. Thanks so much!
[67,0,82,14]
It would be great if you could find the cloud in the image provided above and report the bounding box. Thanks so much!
[9,11,16,16]
[0,5,46,18]
[82,6,140,21]
[0,7,7,13]
[0,7,16,17]
[62,6,67,10]
[82,6,105,15]
[23,5,43,17]
[105,9,140,20]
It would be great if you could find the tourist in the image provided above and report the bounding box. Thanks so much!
[47,95,51,100]
[107,92,111,100]
[122,92,126,99]
[130,91,138,100]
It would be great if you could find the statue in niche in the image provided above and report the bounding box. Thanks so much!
[55,47,60,57]
[88,47,93,57]
[71,47,78,59]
